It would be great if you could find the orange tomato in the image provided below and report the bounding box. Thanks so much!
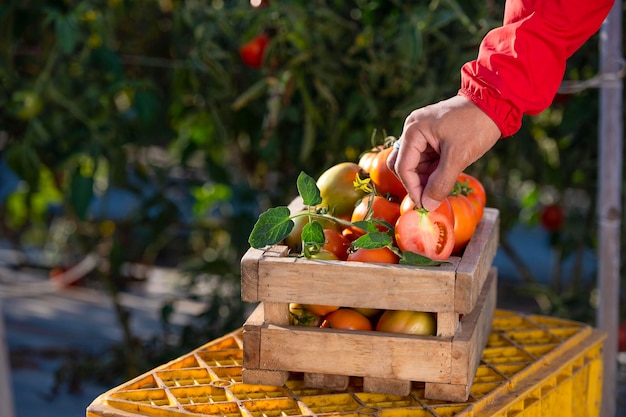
[321,308,373,331]
[448,194,477,255]
[347,247,400,264]
[368,147,407,201]
[456,173,486,222]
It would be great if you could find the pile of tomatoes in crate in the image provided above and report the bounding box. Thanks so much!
[248,137,487,335]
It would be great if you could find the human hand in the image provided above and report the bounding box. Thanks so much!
[387,95,501,211]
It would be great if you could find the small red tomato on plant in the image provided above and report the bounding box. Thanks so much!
[540,204,565,232]
[394,206,455,261]
[321,308,373,331]
[239,33,269,68]
[375,310,436,336]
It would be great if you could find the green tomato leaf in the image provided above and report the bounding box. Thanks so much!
[301,220,325,245]
[352,220,378,233]
[297,171,322,207]
[352,232,392,249]
[400,251,449,267]
[248,206,293,248]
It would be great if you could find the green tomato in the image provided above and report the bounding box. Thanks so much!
[375,310,436,336]
[12,91,43,120]
[316,162,367,219]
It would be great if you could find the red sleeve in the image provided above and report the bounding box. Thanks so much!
[458,0,615,137]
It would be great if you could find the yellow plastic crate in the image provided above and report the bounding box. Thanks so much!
[86,310,605,417]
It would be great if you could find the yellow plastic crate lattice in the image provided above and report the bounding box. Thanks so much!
[87,310,606,417]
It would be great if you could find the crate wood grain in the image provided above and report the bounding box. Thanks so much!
[242,207,499,315]
[243,267,498,402]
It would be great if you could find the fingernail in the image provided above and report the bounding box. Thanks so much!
[422,197,441,212]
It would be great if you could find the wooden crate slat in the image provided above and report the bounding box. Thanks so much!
[455,208,500,314]
[256,257,457,311]
[257,324,452,383]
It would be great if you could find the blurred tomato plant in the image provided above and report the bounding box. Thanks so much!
[0,0,621,385]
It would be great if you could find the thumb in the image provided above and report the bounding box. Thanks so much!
[421,165,461,212]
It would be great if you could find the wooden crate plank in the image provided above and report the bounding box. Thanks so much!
[263,302,290,325]
[455,208,499,314]
[424,382,471,403]
[242,303,265,369]
[240,247,265,303]
[437,312,459,337]
[256,259,458,312]
[449,267,497,386]
[304,373,349,391]
[241,369,289,387]
[363,377,412,396]
[258,325,452,383]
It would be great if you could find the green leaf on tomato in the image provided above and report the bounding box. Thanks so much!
[400,251,449,267]
[352,232,392,249]
[248,206,293,248]
[297,171,322,206]
[301,221,325,245]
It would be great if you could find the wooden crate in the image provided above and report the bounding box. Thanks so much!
[240,207,499,402]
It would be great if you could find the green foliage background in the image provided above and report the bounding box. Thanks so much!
[0,0,621,385]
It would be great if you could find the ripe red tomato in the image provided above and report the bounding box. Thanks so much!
[350,195,401,238]
[394,207,455,260]
[347,247,399,264]
[317,162,368,219]
[456,173,486,222]
[399,194,455,221]
[368,147,407,201]
[448,194,477,255]
[375,310,436,336]
[540,204,565,232]
[239,33,269,68]
[322,228,351,261]
[358,145,384,174]
[322,308,373,331]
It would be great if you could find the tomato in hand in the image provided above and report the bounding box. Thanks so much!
[368,147,407,201]
[456,173,486,222]
[317,162,368,219]
[376,310,436,336]
[399,194,455,220]
[448,194,477,255]
[239,33,269,68]
[350,195,401,238]
[322,228,351,260]
[321,308,373,331]
[347,247,399,264]
[394,207,455,260]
